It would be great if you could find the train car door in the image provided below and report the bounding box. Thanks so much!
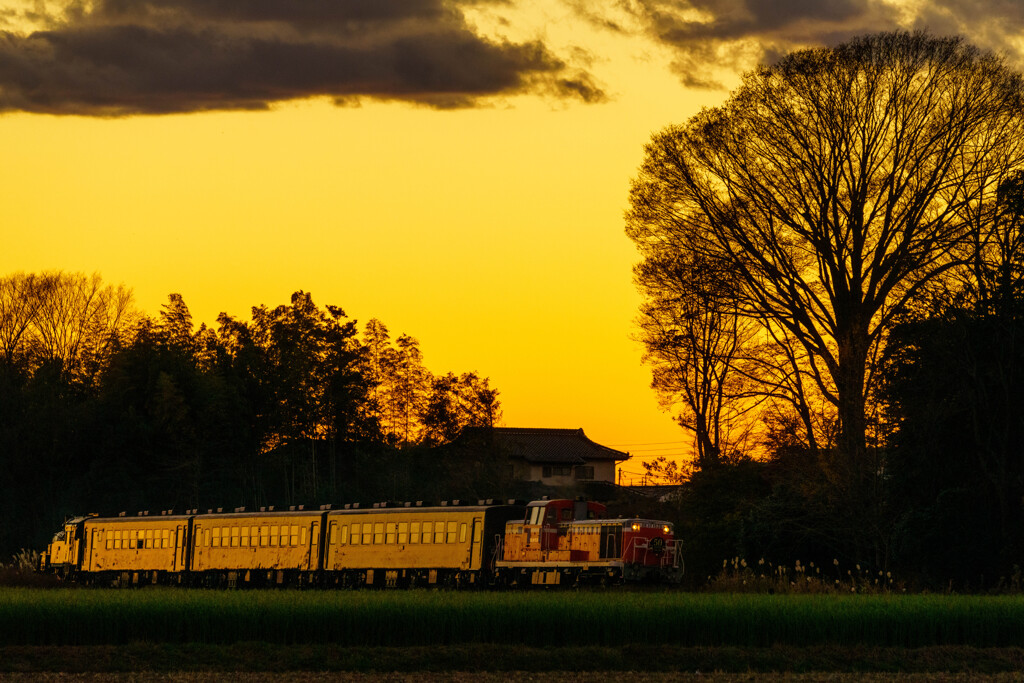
[308,521,319,570]
[469,518,482,569]
[87,529,97,571]
[172,526,182,571]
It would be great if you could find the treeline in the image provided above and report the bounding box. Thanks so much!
[628,32,1024,590]
[0,272,505,557]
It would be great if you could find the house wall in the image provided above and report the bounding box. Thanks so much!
[524,460,618,486]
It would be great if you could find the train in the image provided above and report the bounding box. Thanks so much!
[40,497,683,587]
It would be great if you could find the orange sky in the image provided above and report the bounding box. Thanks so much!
[1,0,1018,481]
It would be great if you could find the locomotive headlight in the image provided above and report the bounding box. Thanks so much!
[631,523,640,531]
[663,525,671,535]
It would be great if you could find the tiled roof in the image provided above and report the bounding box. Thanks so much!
[462,427,629,464]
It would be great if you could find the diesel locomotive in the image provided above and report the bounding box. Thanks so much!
[40,498,683,587]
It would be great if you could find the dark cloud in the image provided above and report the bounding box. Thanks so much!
[0,0,604,115]
[624,0,1024,88]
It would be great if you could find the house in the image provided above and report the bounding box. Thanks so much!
[461,427,629,486]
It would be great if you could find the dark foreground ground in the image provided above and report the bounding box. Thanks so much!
[1,644,1023,680]
[0,674,1023,682]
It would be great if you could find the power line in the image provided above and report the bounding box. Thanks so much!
[607,440,687,447]
[618,448,692,454]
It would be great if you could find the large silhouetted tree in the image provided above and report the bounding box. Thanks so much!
[628,32,1024,490]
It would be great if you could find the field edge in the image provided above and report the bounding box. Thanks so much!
[2,644,1024,674]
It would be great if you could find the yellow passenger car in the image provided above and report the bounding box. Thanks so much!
[46,513,193,585]
[191,509,323,585]
[323,503,523,587]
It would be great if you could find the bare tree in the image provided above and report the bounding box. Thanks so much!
[628,32,1024,481]
[0,272,47,369]
[25,272,135,383]
[628,240,760,467]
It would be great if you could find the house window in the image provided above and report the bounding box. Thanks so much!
[574,466,595,480]
[542,465,572,478]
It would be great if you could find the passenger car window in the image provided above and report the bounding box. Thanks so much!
[398,522,408,545]
[410,522,420,544]
[459,523,467,543]
[446,521,457,544]
[422,522,432,544]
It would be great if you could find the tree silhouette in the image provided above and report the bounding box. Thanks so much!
[628,31,1024,485]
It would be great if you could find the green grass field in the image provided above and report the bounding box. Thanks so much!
[3,588,1024,649]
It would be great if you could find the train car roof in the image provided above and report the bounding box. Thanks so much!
[195,509,325,520]
[325,503,523,516]
[86,514,194,523]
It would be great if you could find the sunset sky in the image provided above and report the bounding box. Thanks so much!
[1,0,1022,480]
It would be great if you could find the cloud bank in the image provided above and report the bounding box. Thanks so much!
[0,0,605,115]
[623,0,1024,88]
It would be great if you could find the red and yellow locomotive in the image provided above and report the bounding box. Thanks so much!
[40,498,682,587]
[496,499,682,585]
